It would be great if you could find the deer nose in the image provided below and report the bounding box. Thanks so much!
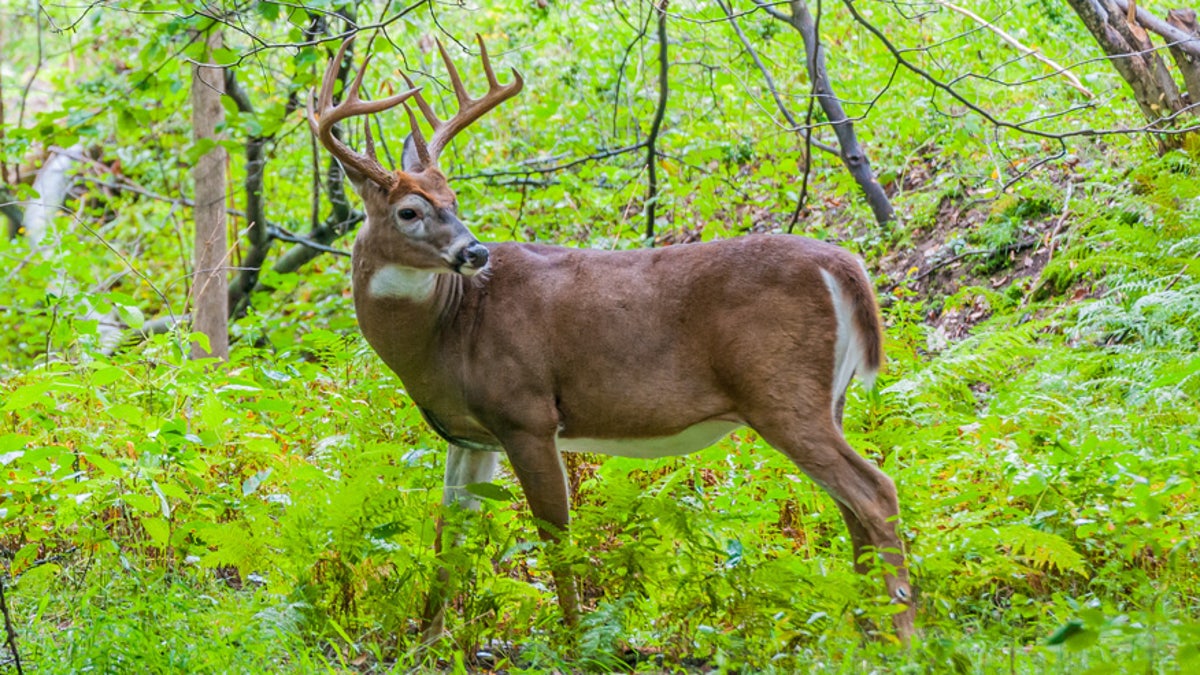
[457,242,489,270]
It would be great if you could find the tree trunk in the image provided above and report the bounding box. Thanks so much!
[1065,0,1187,150]
[190,25,229,360]
[1,186,22,239]
[20,145,79,247]
[1166,9,1200,103]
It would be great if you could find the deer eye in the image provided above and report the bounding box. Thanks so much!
[397,208,418,220]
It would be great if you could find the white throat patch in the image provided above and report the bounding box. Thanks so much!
[367,264,436,301]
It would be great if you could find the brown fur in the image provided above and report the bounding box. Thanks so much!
[348,227,914,643]
[387,168,456,208]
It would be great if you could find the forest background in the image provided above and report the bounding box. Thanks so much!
[1,0,1200,672]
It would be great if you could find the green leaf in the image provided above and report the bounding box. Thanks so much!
[151,480,172,519]
[124,493,159,514]
[1046,619,1085,645]
[370,521,409,539]
[465,482,516,502]
[2,381,55,410]
[212,47,238,65]
[108,404,147,426]
[85,453,123,478]
[0,434,28,465]
[116,304,145,329]
[142,517,170,547]
[12,542,39,575]
[257,1,280,20]
[91,366,126,386]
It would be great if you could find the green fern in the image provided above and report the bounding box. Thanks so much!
[971,524,1087,576]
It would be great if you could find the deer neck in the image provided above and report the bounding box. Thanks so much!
[351,234,467,396]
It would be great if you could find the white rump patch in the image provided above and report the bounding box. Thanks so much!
[368,264,436,301]
[557,420,740,459]
[820,268,867,417]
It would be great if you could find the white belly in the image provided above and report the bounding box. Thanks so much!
[556,420,741,459]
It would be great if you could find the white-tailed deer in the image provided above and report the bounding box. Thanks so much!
[308,34,914,642]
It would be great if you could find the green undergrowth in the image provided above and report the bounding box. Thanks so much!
[3,0,1200,669]
[2,153,1199,672]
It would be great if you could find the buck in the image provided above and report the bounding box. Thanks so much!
[308,35,914,642]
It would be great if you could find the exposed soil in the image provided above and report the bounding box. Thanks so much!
[653,154,1082,342]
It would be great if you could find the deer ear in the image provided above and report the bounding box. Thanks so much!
[401,134,428,173]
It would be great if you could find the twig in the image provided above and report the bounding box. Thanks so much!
[1161,249,1200,293]
[222,9,311,320]
[267,225,352,257]
[182,2,427,68]
[718,0,839,156]
[935,0,1093,97]
[0,575,23,675]
[451,143,648,181]
[789,0,822,233]
[611,2,655,139]
[0,34,8,185]
[1042,180,1074,266]
[645,0,670,242]
[15,0,45,169]
[842,0,1200,141]
[911,237,1039,283]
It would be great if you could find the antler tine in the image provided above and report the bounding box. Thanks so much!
[317,36,354,117]
[364,117,377,163]
[414,34,524,168]
[402,102,435,170]
[307,36,353,139]
[436,39,473,108]
[307,35,421,189]
[475,34,502,89]
[399,71,443,134]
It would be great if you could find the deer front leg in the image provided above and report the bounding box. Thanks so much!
[502,433,581,627]
[421,444,500,642]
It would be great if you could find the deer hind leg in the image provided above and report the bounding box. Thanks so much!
[749,411,914,641]
[421,444,500,642]
[830,392,875,575]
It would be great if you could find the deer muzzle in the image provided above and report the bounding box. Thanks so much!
[455,242,490,275]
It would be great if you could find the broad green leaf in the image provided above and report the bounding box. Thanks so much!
[142,517,170,547]
[465,482,516,502]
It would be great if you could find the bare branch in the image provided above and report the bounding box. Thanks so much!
[0,37,8,185]
[182,2,429,68]
[842,0,1200,141]
[612,2,656,139]
[268,224,353,258]
[908,237,1039,284]
[764,0,895,225]
[934,0,1093,97]
[646,0,670,241]
[0,574,23,675]
[1164,9,1200,100]
[452,142,649,181]
[718,0,840,156]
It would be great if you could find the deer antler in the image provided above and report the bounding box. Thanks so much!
[307,35,421,190]
[401,35,524,171]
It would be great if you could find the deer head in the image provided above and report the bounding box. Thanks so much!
[307,34,523,276]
